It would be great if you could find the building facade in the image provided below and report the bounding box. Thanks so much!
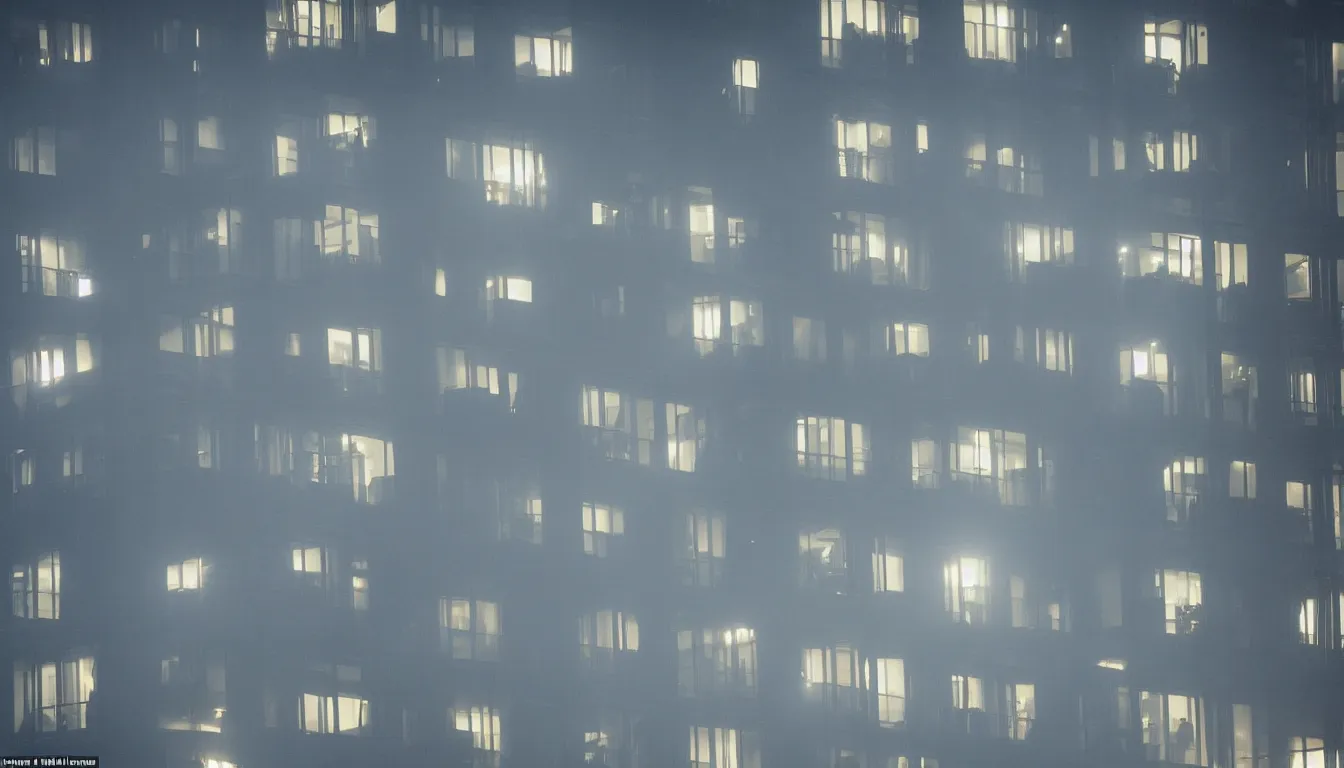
[3,0,1344,767]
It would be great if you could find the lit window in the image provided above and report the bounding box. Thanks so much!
[964,0,1031,63]
[1229,460,1256,499]
[166,557,206,592]
[872,537,904,593]
[514,28,572,77]
[731,58,758,116]
[582,503,625,557]
[1156,569,1202,634]
[679,510,726,588]
[883,322,929,357]
[836,119,893,183]
[796,416,868,480]
[373,1,396,34]
[441,598,501,661]
[944,556,990,625]
[678,629,757,697]
[452,705,502,753]
[689,726,760,768]
[11,552,60,620]
[14,657,96,733]
[579,610,639,669]
[1285,254,1312,301]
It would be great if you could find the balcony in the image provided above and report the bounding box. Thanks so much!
[20,266,93,298]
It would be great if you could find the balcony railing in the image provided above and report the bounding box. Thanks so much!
[21,266,92,298]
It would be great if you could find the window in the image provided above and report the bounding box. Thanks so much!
[912,437,940,489]
[158,654,226,733]
[882,323,929,357]
[11,552,60,620]
[964,0,1033,63]
[327,328,382,373]
[1336,134,1344,216]
[802,645,864,711]
[159,307,236,358]
[58,23,94,63]
[1139,692,1206,765]
[1144,20,1208,86]
[300,668,368,735]
[351,560,368,611]
[796,416,869,480]
[1164,457,1205,525]
[873,658,907,726]
[836,119,893,184]
[793,318,827,362]
[688,187,716,263]
[1215,241,1249,300]
[872,537,904,593]
[1289,360,1318,423]
[1229,460,1256,499]
[582,503,625,557]
[290,0,345,49]
[160,118,182,175]
[11,127,57,176]
[1290,738,1326,768]
[1220,353,1257,428]
[677,628,758,696]
[832,212,928,289]
[338,434,394,504]
[948,427,1030,505]
[732,58,758,116]
[436,348,519,411]
[292,546,331,589]
[820,0,888,67]
[446,140,548,209]
[666,403,705,472]
[951,674,985,710]
[1005,223,1074,280]
[453,706,502,754]
[324,113,374,150]
[1120,341,1176,415]
[316,204,380,264]
[372,1,396,33]
[514,28,572,77]
[1299,598,1319,645]
[11,335,95,390]
[1287,481,1315,539]
[17,233,92,298]
[1143,131,1199,172]
[945,556,990,625]
[1285,254,1312,301]
[580,385,655,465]
[1005,683,1036,739]
[579,610,640,669]
[441,598,501,661]
[197,117,223,151]
[989,145,1043,195]
[679,510,725,587]
[275,133,299,176]
[420,9,473,60]
[799,528,848,592]
[1156,570,1202,635]
[1120,233,1202,284]
[1009,576,1066,631]
[686,297,766,355]
[166,558,206,592]
[1039,329,1073,374]
[14,657,96,733]
[689,726,761,768]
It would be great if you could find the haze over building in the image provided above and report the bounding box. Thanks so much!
[2,1,1343,768]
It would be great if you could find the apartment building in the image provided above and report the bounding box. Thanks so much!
[3,0,1344,767]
